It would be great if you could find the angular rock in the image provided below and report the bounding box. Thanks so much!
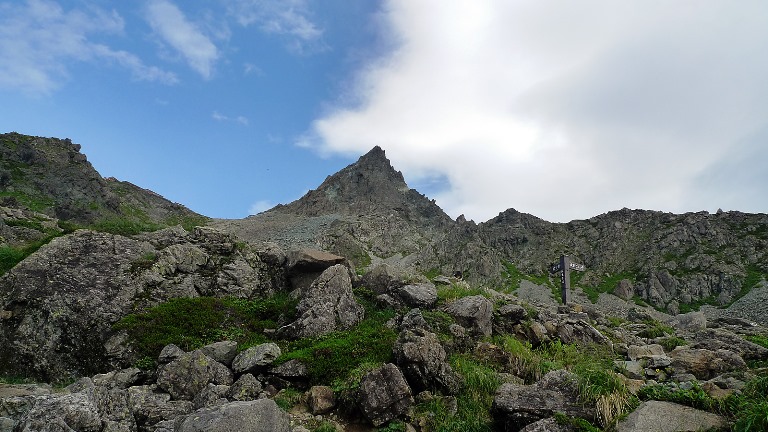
[226,374,263,401]
[613,279,634,301]
[396,283,438,308]
[199,341,239,367]
[13,391,102,432]
[232,343,282,375]
[157,351,233,400]
[691,328,768,361]
[158,344,185,364]
[616,400,726,432]
[192,384,230,409]
[92,368,142,390]
[269,359,308,381]
[286,249,347,291]
[127,385,194,427]
[307,386,336,415]
[495,304,528,331]
[358,363,414,427]
[443,295,493,336]
[670,311,706,331]
[556,319,612,346]
[358,263,410,294]
[492,370,595,431]
[175,399,291,432]
[399,308,430,331]
[520,417,575,432]
[393,328,461,395]
[669,346,747,380]
[278,264,364,339]
[627,344,665,361]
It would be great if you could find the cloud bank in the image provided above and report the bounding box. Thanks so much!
[306,0,768,222]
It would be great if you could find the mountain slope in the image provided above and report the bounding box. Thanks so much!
[0,132,203,227]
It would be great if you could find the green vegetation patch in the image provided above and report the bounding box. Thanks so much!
[90,217,162,236]
[0,233,62,276]
[582,272,637,304]
[437,283,486,303]
[745,335,768,349]
[638,319,674,339]
[277,309,397,386]
[114,294,298,360]
[415,354,501,432]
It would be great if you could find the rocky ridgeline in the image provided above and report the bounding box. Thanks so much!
[217,147,768,317]
[0,132,200,226]
[2,259,767,431]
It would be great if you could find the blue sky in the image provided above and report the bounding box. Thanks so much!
[2,0,768,223]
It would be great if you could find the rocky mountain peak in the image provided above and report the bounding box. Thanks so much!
[274,147,449,226]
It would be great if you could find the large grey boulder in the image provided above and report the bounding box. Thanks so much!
[669,346,747,380]
[358,364,414,427]
[231,343,281,375]
[127,385,194,427]
[393,328,461,394]
[286,249,347,291]
[691,328,768,361]
[157,350,233,400]
[226,374,263,401]
[175,399,291,432]
[616,400,726,432]
[0,226,287,382]
[443,295,494,336]
[396,283,438,308]
[278,264,364,339]
[492,370,595,431]
[0,230,152,381]
[12,390,102,432]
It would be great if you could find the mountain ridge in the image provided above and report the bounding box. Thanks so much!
[2,132,767,317]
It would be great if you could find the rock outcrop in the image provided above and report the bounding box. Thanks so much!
[278,264,364,339]
[0,226,290,381]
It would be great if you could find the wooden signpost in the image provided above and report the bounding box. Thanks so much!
[549,255,585,304]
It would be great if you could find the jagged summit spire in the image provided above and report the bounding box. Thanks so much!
[273,146,452,225]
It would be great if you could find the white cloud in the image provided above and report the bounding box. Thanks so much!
[248,199,274,215]
[306,0,768,222]
[146,0,219,79]
[0,0,176,94]
[226,0,324,53]
[212,111,248,125]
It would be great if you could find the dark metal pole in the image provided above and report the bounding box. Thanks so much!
[560,254,570,304]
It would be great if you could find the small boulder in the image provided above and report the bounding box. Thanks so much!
[278,264,364,339]
[627,344,665,361]
[443,295,493,336]
[175,399,291,432]
[307,386,336,415]
[199,341,239,367]
[393,328,461,395]
[269,359,308,381]
[232,343,282,375]
[492,370,595,431]
[396,283,438,308]
[669,346,747,380]
[157,351,233,401]
[358,364,414,427]
[226,374,263,401]
[613,279,634,300]
[158,344,185,364]
[616,400,726,432]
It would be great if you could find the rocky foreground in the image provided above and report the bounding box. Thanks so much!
[1,134,767,431]
[1,243,767,431]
